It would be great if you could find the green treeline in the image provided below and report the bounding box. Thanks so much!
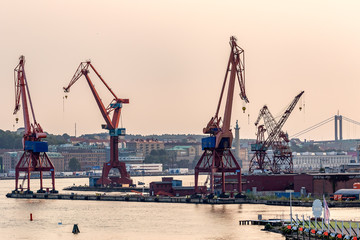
[0,130,70,149]
[0,130,22,149]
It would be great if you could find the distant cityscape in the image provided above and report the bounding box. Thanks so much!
[1,127,359,177]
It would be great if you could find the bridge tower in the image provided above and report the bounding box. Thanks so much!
[334,115,343,141]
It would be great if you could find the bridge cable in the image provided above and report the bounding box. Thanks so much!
[290,116,333,138]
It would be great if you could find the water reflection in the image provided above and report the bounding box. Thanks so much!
[1,176,358,240]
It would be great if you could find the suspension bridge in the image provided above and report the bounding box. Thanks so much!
[291,115,360,141]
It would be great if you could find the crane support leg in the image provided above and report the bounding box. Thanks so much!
[96,136,132,186]
[97,162,132,186]
[210,160,215,194]
[14,152,56,193]
[15,171,19,191]
[195,149,241,194]
[222,170,225,193]
[237,170,241,192]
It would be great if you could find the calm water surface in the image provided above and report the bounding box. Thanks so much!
[1,175,359,240]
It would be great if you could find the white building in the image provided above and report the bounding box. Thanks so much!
[126,163,163,174]
[119,156,145,164]
[168,168,189,174]
[293,152,355,172]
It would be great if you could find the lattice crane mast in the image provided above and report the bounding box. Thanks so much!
[195,36,249,195]
[64,61,132,186]
[249,91,304,173]
[13,56,57,193]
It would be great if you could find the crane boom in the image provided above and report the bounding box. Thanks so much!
[214,36,249,119]
[203,36,249,149]
[261,91,304,149]
[64,61,119,99]
[258,106,277,139]
[14,56,39,137]
[14,56,31,135]
[64,61,129,130]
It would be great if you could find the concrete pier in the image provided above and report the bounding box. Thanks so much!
[6,192,248,204]
[7,192,360,207]
[63,186,149,193]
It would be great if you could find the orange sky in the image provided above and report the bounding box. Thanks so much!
[1,0,360,140]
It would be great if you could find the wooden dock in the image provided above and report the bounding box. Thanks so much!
[239,219,283,226]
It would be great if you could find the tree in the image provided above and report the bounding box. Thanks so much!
[68,158,81,171]
[144,150,167,164]
[144,150,177,168]
[0,130,22,149]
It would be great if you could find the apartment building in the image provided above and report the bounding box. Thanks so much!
[127,139,165,156]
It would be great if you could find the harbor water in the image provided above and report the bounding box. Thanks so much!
[1,175,359,240]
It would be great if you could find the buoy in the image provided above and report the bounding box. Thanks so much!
[72,224,80,234]
[65,95,68,99]
[299,106,302,111]
[15,117,19,123]
[242,106,246,113]
[30,213,33,221]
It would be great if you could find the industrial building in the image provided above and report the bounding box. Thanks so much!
[242,173,360,196]
[150,177,206,196]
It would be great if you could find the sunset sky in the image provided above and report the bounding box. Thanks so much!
[1,0,360,141]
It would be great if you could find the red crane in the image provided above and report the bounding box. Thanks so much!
[194,36,249,195]
[64,61,132,186]
[13,56,57,193]
[249,91,304,173]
